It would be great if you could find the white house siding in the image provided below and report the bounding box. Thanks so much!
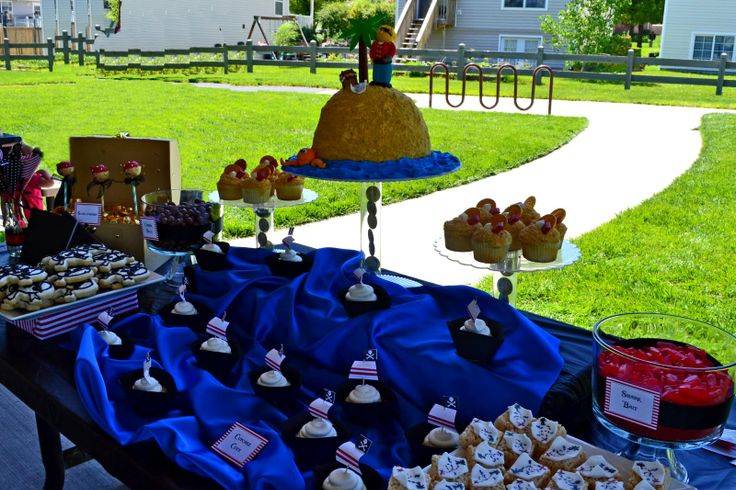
[92,0,289,51]
[39,0,108,39]
[660,0,736,62]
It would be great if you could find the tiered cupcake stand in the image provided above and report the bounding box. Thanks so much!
[209,190,318,248]
[433,237,581,305]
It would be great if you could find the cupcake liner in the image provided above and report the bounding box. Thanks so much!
[444,230,474,252]
[281,412,350,470]
[312,462,385,490]
[522,242,560,263]
[194,241,231,271]
[192,335,242,384]
[118,367,181,417]
[406,422,462,465]
[242,185,272,204]
[336,380,395,424]
[106,331,135,360]
[339,283,392,318]
[447,317,505,365]
[472,241,508,264]
[265,251,312,279]
[248,365,303,411]
[159,300,213,334]
[275,183,304,201]
[217,184,242,201]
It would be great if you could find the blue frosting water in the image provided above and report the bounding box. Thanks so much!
[284,151,461,182]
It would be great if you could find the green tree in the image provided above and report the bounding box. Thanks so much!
[344,14,385,82]
[289,0,342,16]
[618,0,665,47]
[274,21,304,46]
[317,0,394,39]
[541,0,627,55]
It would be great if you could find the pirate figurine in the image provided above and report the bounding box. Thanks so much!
[369,25,397,88]
[340,69,358,91]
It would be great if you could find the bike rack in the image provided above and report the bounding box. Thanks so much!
[429,62,555,115]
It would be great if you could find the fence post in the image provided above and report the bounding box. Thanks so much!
[716,52,727,96]
[309,40,317,74]
[61,30,69,64]
[624,49,634,90]
[246,39,253,73]
[222,43,229,74]
[535,45,545,85]
[3,38,10,71]
[77,33,85,66]
[46,38,55,72]
[98,49,104,69]
[456,43,466,79]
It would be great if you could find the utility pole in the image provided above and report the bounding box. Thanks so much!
[70,0,76,37]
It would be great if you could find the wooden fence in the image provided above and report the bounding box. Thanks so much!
[3,36,736,96]
[1,31,96,71]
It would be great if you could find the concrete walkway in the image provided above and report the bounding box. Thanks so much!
[197,83,721,285]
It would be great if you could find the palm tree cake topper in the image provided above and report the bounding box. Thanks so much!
[344,14,387,85]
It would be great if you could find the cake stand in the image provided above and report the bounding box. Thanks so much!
[433,236,581,305]
[285,153,460,285]
[208,190,318,248]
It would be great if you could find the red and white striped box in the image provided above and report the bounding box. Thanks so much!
[8,290,139,340]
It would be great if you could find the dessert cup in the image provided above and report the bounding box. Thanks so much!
[336,380,395,423]
[159,299,212,333]
[192,335,242,384]
[281,412,349,470]
[312,462,384,490]
[118,367,180,416]
[447,316,504,365]
[193,241,231,271]
[406,422,461,465]
[105,331,135,360]
[339,283,391,318]
[248,365,303,408]
[265,250,312,279]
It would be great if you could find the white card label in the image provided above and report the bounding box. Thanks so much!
[75,203,102,225]
[604,378,660,430]
[97,311,113,328]
[140,217,159,240]
[211,422,268,468]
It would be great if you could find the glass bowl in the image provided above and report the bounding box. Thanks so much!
[592,313,736,481]
[141,189,220,252]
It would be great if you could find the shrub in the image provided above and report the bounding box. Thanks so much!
[317,0,394,39]
[274,21,304,47]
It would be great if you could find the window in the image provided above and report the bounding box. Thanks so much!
[275,0,284,16]
[500,35,541,66]
[0,2,12,15]
[103,1,112,9]
[692,35,735,61]
[503,0,547,9]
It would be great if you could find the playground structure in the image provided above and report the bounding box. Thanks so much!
[247,15,308,47]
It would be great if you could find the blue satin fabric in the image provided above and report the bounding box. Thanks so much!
[74,247,563,489]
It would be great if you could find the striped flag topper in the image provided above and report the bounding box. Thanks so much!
[206,313,229,340]
[349,349,378,381]
[265,346,285,372]
[308,389,336,419]
[97,308,114,329]
[467,299,481,320]
[427,396,458,430]
[336,435,372,474]
[282,227,295,249]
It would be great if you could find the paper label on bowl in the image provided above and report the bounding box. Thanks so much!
[604,378,660,430]
[140,217,159,240]
[75,203,102,225]
[211,422,268,468]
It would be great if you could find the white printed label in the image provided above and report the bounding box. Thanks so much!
[604,378,660,430]
[75,203,102,225]
[140,217,159,240]
[211,422,268,468]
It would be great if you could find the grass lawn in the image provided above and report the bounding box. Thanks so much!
[0,78,585,237]
[482,113,736,340]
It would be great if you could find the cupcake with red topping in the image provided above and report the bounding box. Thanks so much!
[217,161,247,200]
[444,208,482,252]
[476,198,501,224]
[242,165,273,204]
[505,196,540,225]
[551,208,567,245]
[471,215,512,264]
[520,214,562,263]
[274,172,305,201]
[504,204,525,252]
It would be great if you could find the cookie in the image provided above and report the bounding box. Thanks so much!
[13,265,48,286]
[72,243,109,257]
[97,271,125,290]
[118,263,149,284]
[0,286,21,310]
[0,266,18,288]
[52,267,97,287]
[93,251,132,272]
[17,282,56,307]
[42,249,94,272]
[54,288,77,304]
[65,279,99,299]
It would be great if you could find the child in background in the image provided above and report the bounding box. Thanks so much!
[23,169,54,219]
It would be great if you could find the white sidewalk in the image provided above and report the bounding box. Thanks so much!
[198,83,722,285]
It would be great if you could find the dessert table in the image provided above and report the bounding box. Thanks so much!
[0,250,732,490]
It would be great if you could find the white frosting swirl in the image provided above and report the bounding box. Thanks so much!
[322,468,366,490]
[201,243,223,254]
[470,465,503,487]
[632,461,665,486]
[99,330,122,346]
[345,283,377,302]
[594,480,625,490]
[425,427,460,449]
[577,455,619,479]
[390,466,428,490]
[297,418,337,438]
[279,249,303,263]
[437,452,468,480]
[346,383,381,404]
[551,470,586,490]
[542,437,582,462]
[199,337,232,354]
[257,370,291,388]
[472,441,504,468]
[172,301,198,316]
[508,403,533,429]
[460,318,490,336]
[509,453,548,480]
[470,418,500,445]
[133,375,163,393]
[503,431,533,455]
[531,417,559,444]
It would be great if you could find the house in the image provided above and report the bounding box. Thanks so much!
[90,0,299,52]
[395,0,570,62]
[1,0,40,27]
[38,0,109,39]
[659,0,736,68]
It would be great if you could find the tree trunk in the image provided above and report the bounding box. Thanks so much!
[636,24,644,48]
[358,39,368,82]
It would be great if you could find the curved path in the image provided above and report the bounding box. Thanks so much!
[197,83,722,285]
